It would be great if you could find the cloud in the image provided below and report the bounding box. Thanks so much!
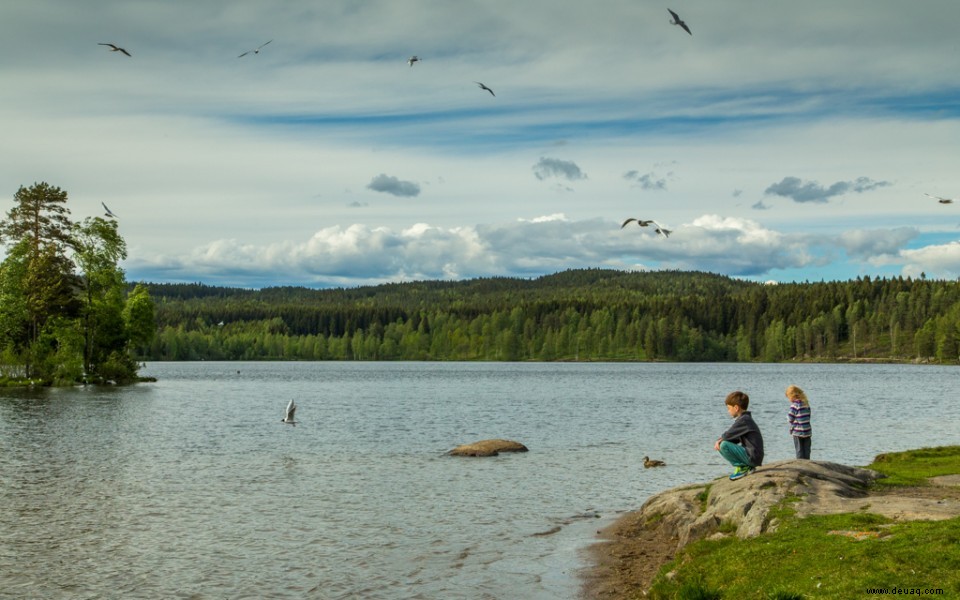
[533,157,587,182]
[126,214,876,286]
[623,170,667,191]
[838,228,917,259]
[751,200,771,210]
[764,176,891,203]
[871,241,960,279]
[367,174,421,197]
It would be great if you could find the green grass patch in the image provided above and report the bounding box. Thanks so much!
[696,484,713,513]
[650,514,960,598]
[866,445,960,487]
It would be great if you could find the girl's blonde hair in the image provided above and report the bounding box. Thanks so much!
[786,385,809,407]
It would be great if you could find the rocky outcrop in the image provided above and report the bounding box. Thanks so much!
[448,439,529,457]
[585,459,960,599]
[635,459,887,549]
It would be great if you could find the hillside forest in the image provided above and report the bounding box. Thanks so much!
[139,269,960,364]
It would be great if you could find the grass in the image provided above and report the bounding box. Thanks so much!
[645,446,960,599]
[867,445,960,487]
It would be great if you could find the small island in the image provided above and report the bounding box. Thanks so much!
[583,446,960,598]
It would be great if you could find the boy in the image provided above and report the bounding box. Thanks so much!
[714,390,764,480]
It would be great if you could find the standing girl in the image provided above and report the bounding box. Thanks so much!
[786,385,812,459]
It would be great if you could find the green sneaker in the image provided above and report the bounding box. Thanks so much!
[729,466,753,481]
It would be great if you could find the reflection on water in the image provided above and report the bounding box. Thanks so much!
[1,362,958,598]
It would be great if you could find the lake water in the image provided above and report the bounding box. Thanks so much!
[1,362,958,599]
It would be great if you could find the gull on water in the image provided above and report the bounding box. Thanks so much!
[282,399,297,425]
[239,40,272,58]
[474,82,495,97]
[99,43,131,57]
[668,9,692,35]
[925,193,955,204]
[407,55,420,66]
[102,202,118,218]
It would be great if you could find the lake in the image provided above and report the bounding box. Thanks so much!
[1,362,957,599]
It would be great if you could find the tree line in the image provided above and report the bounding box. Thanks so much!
[137,269,960,363]
[0,182,156,385]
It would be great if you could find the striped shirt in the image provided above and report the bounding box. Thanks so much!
[788,401,812,437]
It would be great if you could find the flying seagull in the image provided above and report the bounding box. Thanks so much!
[925,193,955,204]
[282,399,297,425]
[621,218,655,228]
[99,43,131,57]
[654,224,672,237]
[474,81,495,97]
[102,202,118,218]
[643,456,666,468]
[668,9,692,35]
[622,218,671,236]
[238,40,272,58]
[407,55,420,66]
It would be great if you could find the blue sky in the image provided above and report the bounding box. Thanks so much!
[2,0,959,288]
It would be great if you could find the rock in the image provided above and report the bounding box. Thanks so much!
[448,439,529,457]
[632,459,886,550]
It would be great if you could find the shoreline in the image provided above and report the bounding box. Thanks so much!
[577,457,960,599]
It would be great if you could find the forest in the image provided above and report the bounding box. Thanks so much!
[137,269,960,364]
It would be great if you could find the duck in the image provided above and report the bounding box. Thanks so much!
[643,456,666,468]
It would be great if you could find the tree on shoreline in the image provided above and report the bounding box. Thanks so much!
[0,182,156,384]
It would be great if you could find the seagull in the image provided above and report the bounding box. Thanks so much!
[643,456,666,468]
[238,40,272,58]
[622,218,671,237]
[407,55,420,66]
[925,193,955,204]
[621,218,655,228]
[474,81,495,97]
[102,202,118,218]
[282,399,297,425]
[99,43,131,57]
[668,9,692,35]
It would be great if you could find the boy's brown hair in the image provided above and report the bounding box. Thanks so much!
[725,390,750,410]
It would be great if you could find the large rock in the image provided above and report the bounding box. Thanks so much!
[448,439,529,457]
[635,459,885,549]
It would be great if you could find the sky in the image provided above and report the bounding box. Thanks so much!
[2,0,959,289]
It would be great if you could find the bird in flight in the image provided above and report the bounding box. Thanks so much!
[925,193,955,204]
[99,43,131,57]
[621,218,671,237]
[282,399,297,425]
[668,9,692,35]
[102,202,118,219]
[238,40,272,58]
[407,55,420,66]
[654,224,672,237]
[621,218,655,228]
[475,82,495,97]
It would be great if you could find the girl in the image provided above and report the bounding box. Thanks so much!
[786,385,812,459]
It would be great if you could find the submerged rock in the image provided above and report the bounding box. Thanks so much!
[448,439,529,457]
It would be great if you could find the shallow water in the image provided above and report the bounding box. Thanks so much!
[1,362,957,599]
